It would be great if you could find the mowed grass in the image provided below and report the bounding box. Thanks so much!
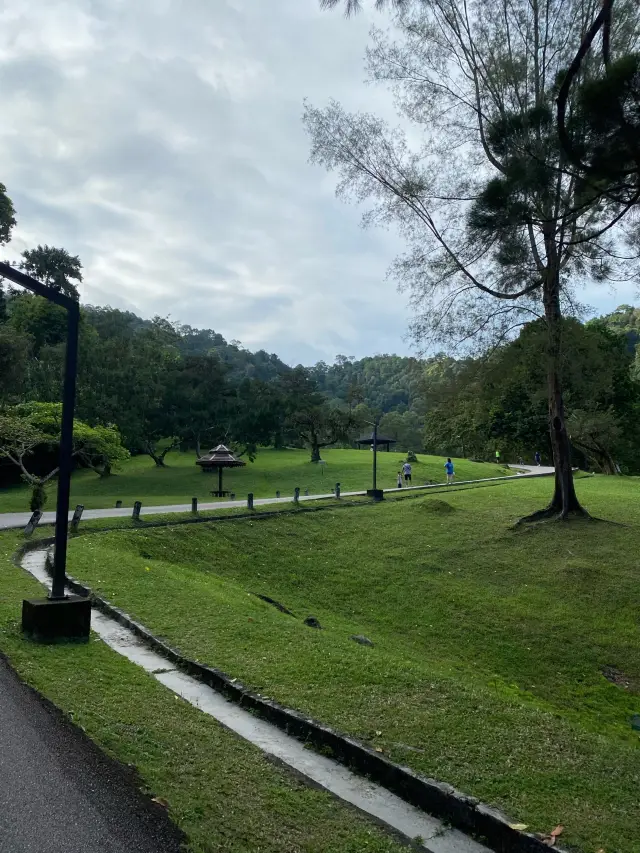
[67,476,640,853]
[0,532,410,853]
[0,447,510,512]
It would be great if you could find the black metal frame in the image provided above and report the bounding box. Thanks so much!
[0,261,79,600]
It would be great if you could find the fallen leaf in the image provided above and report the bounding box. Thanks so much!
[152,797,169,808]
[375,730,382,737]
[542,825,564,846]
[375,747,384,753]
[509,823,529,831]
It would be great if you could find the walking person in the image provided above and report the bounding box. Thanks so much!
[396,471,403,489]
[534,451,541,466]
[495,448,501,465]
[444,458,455,484]
[402,460,412,484]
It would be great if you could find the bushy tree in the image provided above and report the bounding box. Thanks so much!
[0,403,128,508]
[20,245,82,299]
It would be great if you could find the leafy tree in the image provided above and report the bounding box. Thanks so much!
[307,0,640,521]
[20,245,82,299]
[279,366,358,461]
[0,182,16,246]
[596,304,640,353]
[379,410,424,451]
[7,292,69,355]
[0,403,128,509]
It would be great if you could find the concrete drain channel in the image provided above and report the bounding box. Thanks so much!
[21,547,492,853]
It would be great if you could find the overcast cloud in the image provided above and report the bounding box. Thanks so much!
[0,1,634,366]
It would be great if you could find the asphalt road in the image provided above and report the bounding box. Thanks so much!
[0,656,184,853]
[0,466,554,531]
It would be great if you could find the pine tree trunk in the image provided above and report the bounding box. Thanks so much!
[519,270,587,523]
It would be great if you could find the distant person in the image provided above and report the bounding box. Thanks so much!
[397,471,403,488]
[535,451,541,466]
[444,458,455,484]
[495,449,501,465]
[402,461,412,483]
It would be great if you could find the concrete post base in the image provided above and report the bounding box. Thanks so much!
[22,596,91,643]
[366,489,385,501]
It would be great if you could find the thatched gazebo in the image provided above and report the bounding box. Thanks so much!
[196,444,246,496]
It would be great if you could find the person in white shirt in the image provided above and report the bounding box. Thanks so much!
[402,462,412,483]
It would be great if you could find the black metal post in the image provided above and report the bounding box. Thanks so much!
[50,302,79,600]
[372,421,378,492]
[218,467,223,496]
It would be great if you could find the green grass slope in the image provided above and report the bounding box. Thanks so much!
[0,447,509,512]
[0,531,408,853]
[67,476,640,852]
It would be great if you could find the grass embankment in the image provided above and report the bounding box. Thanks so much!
[67,476,640,853]
[0,531,408,853]
[0,447,510,512]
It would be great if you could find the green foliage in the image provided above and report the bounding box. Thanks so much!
[0,402,129,488]
[7,292,68,355]
[20,245,82,299]
[313,355,424,415]
[422,318,640,471]
[0,182,16,245]
[29,482,47,512]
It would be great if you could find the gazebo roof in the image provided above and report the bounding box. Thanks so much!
[196,444,247,468]
[355,433,397,445]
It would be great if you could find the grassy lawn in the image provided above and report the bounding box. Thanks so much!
[0,447,510,513]
[0,531,409,853]
[65,475,640,853]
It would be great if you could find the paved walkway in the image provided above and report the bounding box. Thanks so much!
[0,656,184,853]
[0,466,555,531]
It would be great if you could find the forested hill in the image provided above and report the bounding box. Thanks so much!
[83,306,289,382]
[311,355,425,413]
[85,306,427,409]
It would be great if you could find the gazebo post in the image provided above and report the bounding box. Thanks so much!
[218,466,223,496]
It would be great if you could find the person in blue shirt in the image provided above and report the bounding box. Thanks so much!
[444,458,454,484]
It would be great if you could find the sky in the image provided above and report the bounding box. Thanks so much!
[0,0,635,367]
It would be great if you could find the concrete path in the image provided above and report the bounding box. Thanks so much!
[0,656,184,853]
[0,466,555,531]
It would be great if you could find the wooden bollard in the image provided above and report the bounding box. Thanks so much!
[115,500,122,508]
[132,501,142,520]
[294,487,300,504]
[192,497,198,513]
[335,483,341,499]
[276,490,281,499]
[247,493,254,510]
[70,505,84,531]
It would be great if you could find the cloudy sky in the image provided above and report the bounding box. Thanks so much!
[0,1,634,366]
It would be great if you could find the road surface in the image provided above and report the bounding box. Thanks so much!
[0,656,184,853]
[0,466,554,531]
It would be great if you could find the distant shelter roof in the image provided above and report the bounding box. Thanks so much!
[355,433,397,447]
[196,444,247,469]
